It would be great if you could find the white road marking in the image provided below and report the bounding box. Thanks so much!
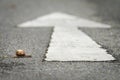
[18,12,111,28]
[18,12,115,61]
[46,26,114,61]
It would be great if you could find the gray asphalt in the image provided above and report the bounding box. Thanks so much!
[0,0,120,80]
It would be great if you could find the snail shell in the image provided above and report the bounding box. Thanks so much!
[16,49,25,56]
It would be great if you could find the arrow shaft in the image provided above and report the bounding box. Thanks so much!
[45,26,114,61]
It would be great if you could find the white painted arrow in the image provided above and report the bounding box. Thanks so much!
[18,12,115,61]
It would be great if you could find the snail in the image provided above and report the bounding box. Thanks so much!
[0,50,31,58]
[14,49,31,58]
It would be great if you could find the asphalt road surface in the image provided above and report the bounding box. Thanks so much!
[0,0,120,80]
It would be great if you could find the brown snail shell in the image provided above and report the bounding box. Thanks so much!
[16,49,26,57]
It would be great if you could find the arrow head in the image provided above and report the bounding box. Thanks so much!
[18,12,111,28]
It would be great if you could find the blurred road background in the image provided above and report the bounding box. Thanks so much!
[0,0,120,80]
